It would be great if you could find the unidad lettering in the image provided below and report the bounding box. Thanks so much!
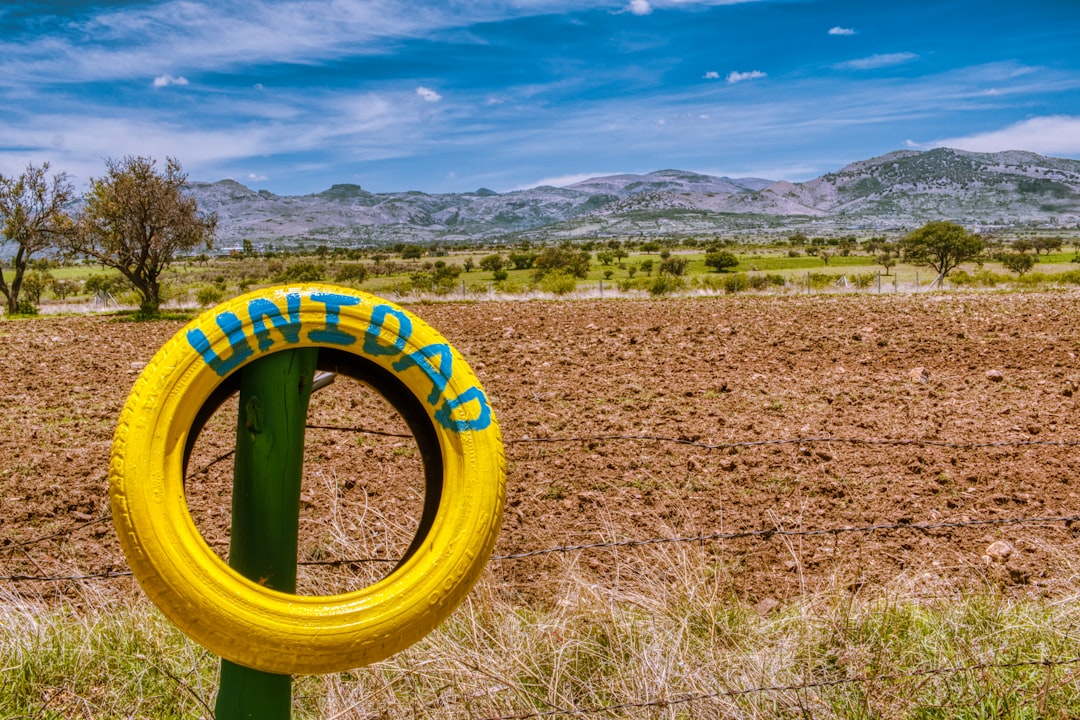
[185,291,492,432]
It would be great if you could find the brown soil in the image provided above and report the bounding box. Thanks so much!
[3,292,1080,606]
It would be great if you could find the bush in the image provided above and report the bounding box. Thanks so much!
[704,251,739,272]
[659,256,688,276]
[539,271,577,295]
[748,273,786,291]
[479,254,504,273]
[534,247,591,279]
[332,263,368,284]
[723,273,750,294]
[83,273,130,297]
[195,285,226,308]
[507,251,537,270]
[852,272,876,289]
[50,278,81,300]
[276,261,325,283]
[649,273,685,295]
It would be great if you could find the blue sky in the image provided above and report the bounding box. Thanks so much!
[1,0,1079,195]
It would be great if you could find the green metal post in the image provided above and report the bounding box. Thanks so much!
[214,348,318,720]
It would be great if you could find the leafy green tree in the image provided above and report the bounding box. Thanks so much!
[0,162,74,314]
[1033,237,1063,255]
[658,256,688,276]
[479,254,504,273]
[1000,252,1037,276]
[20,269,52,308]
[71,156,216,315]
[877,253,897,276]
[332,263,368,284]
[704,251,738,273]
[507,251,536,270]
[901,221,984,278]
[533,246,591,279]
[401,245,423,260]
[276,261,325,283]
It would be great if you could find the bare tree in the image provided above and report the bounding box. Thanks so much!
[72,156,216,315]
[0,162,74,314]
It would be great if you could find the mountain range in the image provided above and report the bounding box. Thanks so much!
[187,148,1080,245]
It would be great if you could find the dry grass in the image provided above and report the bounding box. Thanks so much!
[5,541,1080,719]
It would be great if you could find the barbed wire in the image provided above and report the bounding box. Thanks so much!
[293,513,1080,566]
[5,512,1078,582]
[182,429,1080,481]
[303,425,1080,452]
[1,570,133,582]
[4,514,111,548]
[6,431,1080,582]
[476,655,1080,720]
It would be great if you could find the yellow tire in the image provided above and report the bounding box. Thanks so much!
[110,284,505,675]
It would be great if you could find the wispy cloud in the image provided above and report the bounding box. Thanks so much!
[835,52,918,70]
[727,70,767,84]
[923,115,1080,155]
[416,86,443,102]
[152,74,188,88]
[519,171,622,189]
[828,26,856,36]
[703,71,720,79]
[626,0,653,15]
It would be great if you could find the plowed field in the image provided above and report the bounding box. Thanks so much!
[3,292,1080,605]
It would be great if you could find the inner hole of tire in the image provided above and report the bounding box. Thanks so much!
[184,369,429,595]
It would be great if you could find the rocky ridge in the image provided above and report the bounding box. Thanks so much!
[186,148,1080,244]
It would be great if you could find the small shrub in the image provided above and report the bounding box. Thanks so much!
[723,273,750,294]
[852,272,876,289]
[332,263,368,284]
[195,285,226,308]
[276,261,325,283]
[540,271,577,295]
[649,274,685,295]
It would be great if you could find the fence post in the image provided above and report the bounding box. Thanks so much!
[599,279,604,298]
[806,271,811,294]
[214,347,318,720]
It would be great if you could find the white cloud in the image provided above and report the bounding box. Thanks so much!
[726,70,767,84]
[518,171,621,189]
[835,52,918,70]
[416,86,443,102]
[247,172,268,181]
[152,74,189,88]
[703,70,720,80]
[924,115,1080,156]
[828,26,856,36]
[627,0,653,14]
